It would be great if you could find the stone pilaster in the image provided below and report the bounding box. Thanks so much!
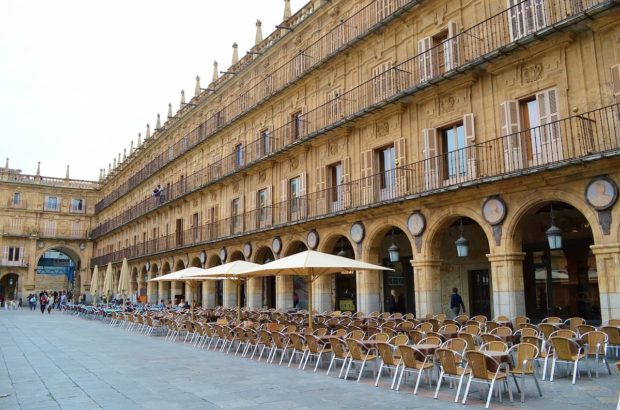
[486,252,526,319]
[202,280,216,308]
[276,276,293,310]
[222,280,237,308]
[591,244,620,323]
[147,279,157,304]
[313,275,332,313]
[357,270,381,314]
[412,259,442,317]
[247,277,262,309]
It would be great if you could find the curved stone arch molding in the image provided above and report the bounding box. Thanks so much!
[280,234,308,257]
[317,229,359,260]
[362,217,414,262]
[501,188,605,253]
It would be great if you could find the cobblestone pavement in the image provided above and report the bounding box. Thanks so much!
[0,310,618,410]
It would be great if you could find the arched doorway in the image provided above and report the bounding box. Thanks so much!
[0,273,19,307]
[517,201,599,322]
[254,246,275,309]
[370,226,415,315]
[139,266,148,303]
[437,218,491,318]
[323,235,356,312]
[35,248,79,295]
[130,267,139,303]
[284,241,308,310]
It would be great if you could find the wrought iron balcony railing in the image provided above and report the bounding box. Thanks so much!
[91,102,620,267]
[94,0,422,213]
[91,0,618,239]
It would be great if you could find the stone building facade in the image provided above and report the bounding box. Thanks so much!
[0,166,98,302]
[5,0,620,322]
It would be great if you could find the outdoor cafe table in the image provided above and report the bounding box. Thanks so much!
[483,351,514,371]
[415,343,440,355]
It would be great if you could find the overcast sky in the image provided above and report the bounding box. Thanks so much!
[0,0,305,181]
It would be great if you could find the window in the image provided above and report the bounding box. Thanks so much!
[258,189,268,222]
[291,111,303,141]
[70,198,84,212]
[42,220,56,236]
[231,198,240,228]
[292,51,307,78]
[71,222,82,238]
[329,162,343,202]
[290,177,301,213]
[234,144,244,168]
[328,89,342,120]
[259,130,271,157]
[175,219,183,246]
[432,30,449,75]
[441,122,467,180]
[12,193,20,206]
[8,247,21,262]
[372,62,394,102]
[44,196,59,211]
[507,0,547,41]
[377,145,395,190]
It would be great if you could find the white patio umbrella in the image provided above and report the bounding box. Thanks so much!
[90,265,100,302]
[147,266,209,319]
[186,260,260,320]
[117,258,131,305]
[101,262,114,304]
[244,250,393,330]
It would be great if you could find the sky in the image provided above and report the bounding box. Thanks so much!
[0,0,306,181]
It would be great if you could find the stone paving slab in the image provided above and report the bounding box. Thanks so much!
[0,310,618,409]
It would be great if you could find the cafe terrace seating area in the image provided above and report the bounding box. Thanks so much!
[68,306,620,408]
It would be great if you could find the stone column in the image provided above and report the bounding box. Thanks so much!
[412,259,442,317]
[313,274,332,313]
[147,279,157,304]
[222,280,237,308]
[185,282,194,304]
[276,276,293,310]
[202,280,216,308]
[486,252,526,319]
[247,277,263,309]
[357,270,381,314]
[591,244,620,323]
[157,281,165,303]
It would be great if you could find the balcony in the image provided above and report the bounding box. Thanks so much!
[91,0,618,240]
[0,259,27,268]
[94,0,423,213]
[0,172,99,190]
[91,102,620,267]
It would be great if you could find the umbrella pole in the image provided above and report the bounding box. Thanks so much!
[236,280,241,322]
[307,276,313,332]
[189,282,195,321]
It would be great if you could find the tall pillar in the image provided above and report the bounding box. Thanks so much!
[202,280,216,308]
[313,275,332,313]
[486,252,526,319]
[157,282,165,303]
[185,282,194,304]
[147,279,157,304]
[276,276,293,310]
[412,259,442,317]
[247,277,262,309]
[223,280,237,308]
[591,244,620,323]
[357,270,381,314]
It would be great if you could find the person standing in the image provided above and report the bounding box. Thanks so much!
[47,295,54,314]
[450,287,466,318]
[40,293,47,314]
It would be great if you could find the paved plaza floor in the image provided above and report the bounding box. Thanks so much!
[0,310,618,410]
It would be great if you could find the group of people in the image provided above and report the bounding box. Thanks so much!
[31,290,71,314]
[152,184,165,204]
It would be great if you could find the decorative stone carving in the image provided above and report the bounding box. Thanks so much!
[258,171,267,183]
[376,122,390,138]
[328,141,339,156]
[439,95,456,113]
[289,157,299,171]
[522,63,544,83]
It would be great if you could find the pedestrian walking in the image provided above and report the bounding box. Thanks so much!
[450,287,466,318]
[40,294,47,314]
[47,295,54,314]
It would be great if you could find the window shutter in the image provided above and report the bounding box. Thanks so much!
[280,178,288,223]
[2,247,7,262]
[418,37,433,82]
[317,166,327,215]
[19,247,24,263]
[500,100,524,171]
[360,150,373,205]
[394,138,407,196]
[299,172,307,218]
[446,21,460,70]
[463,113,477,178]
[611,64,620,105]
[422,128,439,189]
[266,185,273,225]
[342,156,351,208]
[507,0,521,41]
[536,87,563,163]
